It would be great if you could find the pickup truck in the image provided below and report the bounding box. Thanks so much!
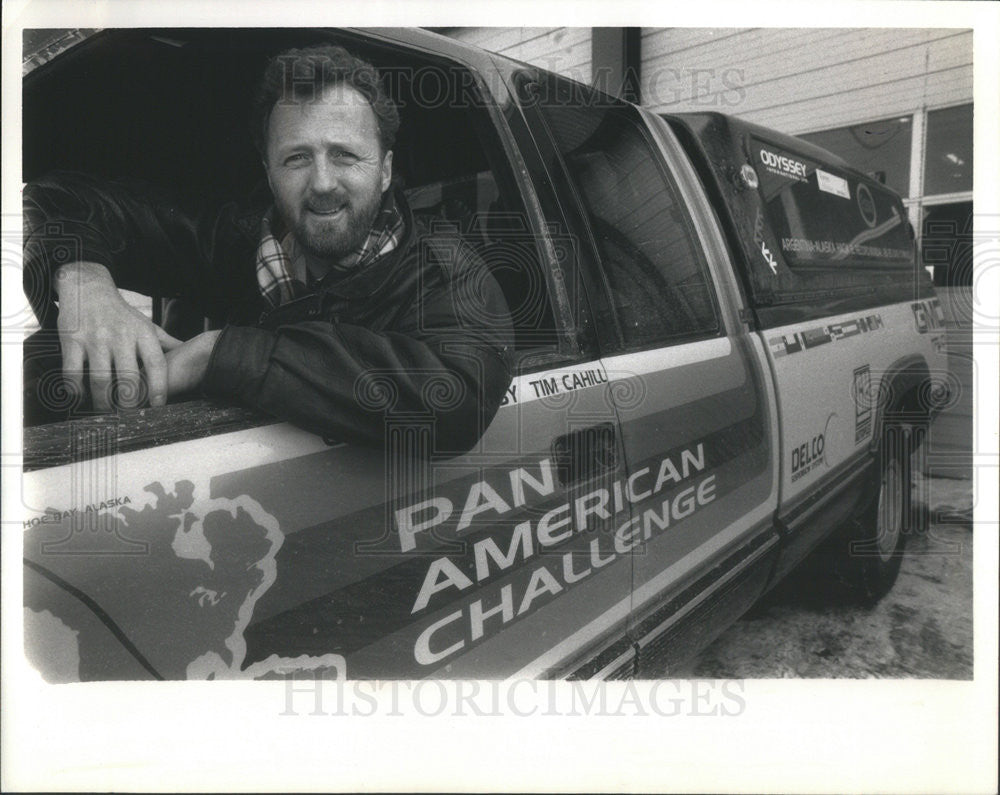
[20,27,953,681]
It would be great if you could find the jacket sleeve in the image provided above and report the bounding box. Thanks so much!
[22,171,259,326]
[202,247,514,454]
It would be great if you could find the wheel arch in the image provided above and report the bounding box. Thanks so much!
[868,354,932,456]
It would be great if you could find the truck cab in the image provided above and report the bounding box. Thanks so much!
[22,27,951,681]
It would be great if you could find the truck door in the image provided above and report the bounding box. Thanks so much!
[524,75,781,674]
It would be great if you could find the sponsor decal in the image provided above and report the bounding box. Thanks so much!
[761,240,779,275]
[768,313,884,358]
[780,236,911,261]
[857,183,877,228]
[23,495,133,528]
[23,479,340,680]
[911,298,946,333]
[758,147,809,182]
[815,169,850,199]
[499,383,518,406]
[853,364,873,443]
[534,368,608,398]
[790,434,825,482]
[500,364,609,406]
[397,443,719,665]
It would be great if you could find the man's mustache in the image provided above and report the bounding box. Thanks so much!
[305,196,349,213]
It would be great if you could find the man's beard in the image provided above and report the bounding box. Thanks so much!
[293,185,384,266]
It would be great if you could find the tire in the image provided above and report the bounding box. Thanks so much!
[830,423,913,605]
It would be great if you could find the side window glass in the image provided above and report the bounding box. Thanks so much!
[402,168,560,357]
[536,78,719,349]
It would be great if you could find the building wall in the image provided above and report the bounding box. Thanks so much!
[441,28,592,84]
[639,28,972,133]
[445,27,592,83]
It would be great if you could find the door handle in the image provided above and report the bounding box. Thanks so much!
[552,422,618,486]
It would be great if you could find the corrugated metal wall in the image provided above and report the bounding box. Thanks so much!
[445,27,592,83]
[640,28,973,134]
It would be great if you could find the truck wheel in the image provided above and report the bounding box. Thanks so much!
[831,426,912,605]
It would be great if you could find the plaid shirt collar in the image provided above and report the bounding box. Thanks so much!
[255,189,405,308]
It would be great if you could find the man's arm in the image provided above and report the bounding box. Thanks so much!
[202,251,513,452]
[24,171,258,309]
[204,323,510,451]
[23,172,258,409]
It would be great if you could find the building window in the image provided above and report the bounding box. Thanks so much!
[921,202,973,289]
[924,103,973,196]
[798,116,912,197]
[920,104,974,307]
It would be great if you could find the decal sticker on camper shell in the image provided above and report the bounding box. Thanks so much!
[853,364,873,443]
[816,168,850,199]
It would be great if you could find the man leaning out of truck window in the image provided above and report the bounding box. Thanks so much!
[23,43,514,454]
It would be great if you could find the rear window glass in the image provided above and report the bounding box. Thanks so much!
[751,137,913,269]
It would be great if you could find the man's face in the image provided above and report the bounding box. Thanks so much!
[265,83,392,266]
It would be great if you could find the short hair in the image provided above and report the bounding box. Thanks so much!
[251,44,400,159]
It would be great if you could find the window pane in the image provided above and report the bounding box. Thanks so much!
[538,80,718,347]
[924,104,973,195]
[799,116,912,197]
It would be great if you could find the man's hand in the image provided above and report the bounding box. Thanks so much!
[55,262,182,410]
[165,330,222,398]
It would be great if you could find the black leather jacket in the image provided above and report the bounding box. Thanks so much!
[23,172,514,452]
